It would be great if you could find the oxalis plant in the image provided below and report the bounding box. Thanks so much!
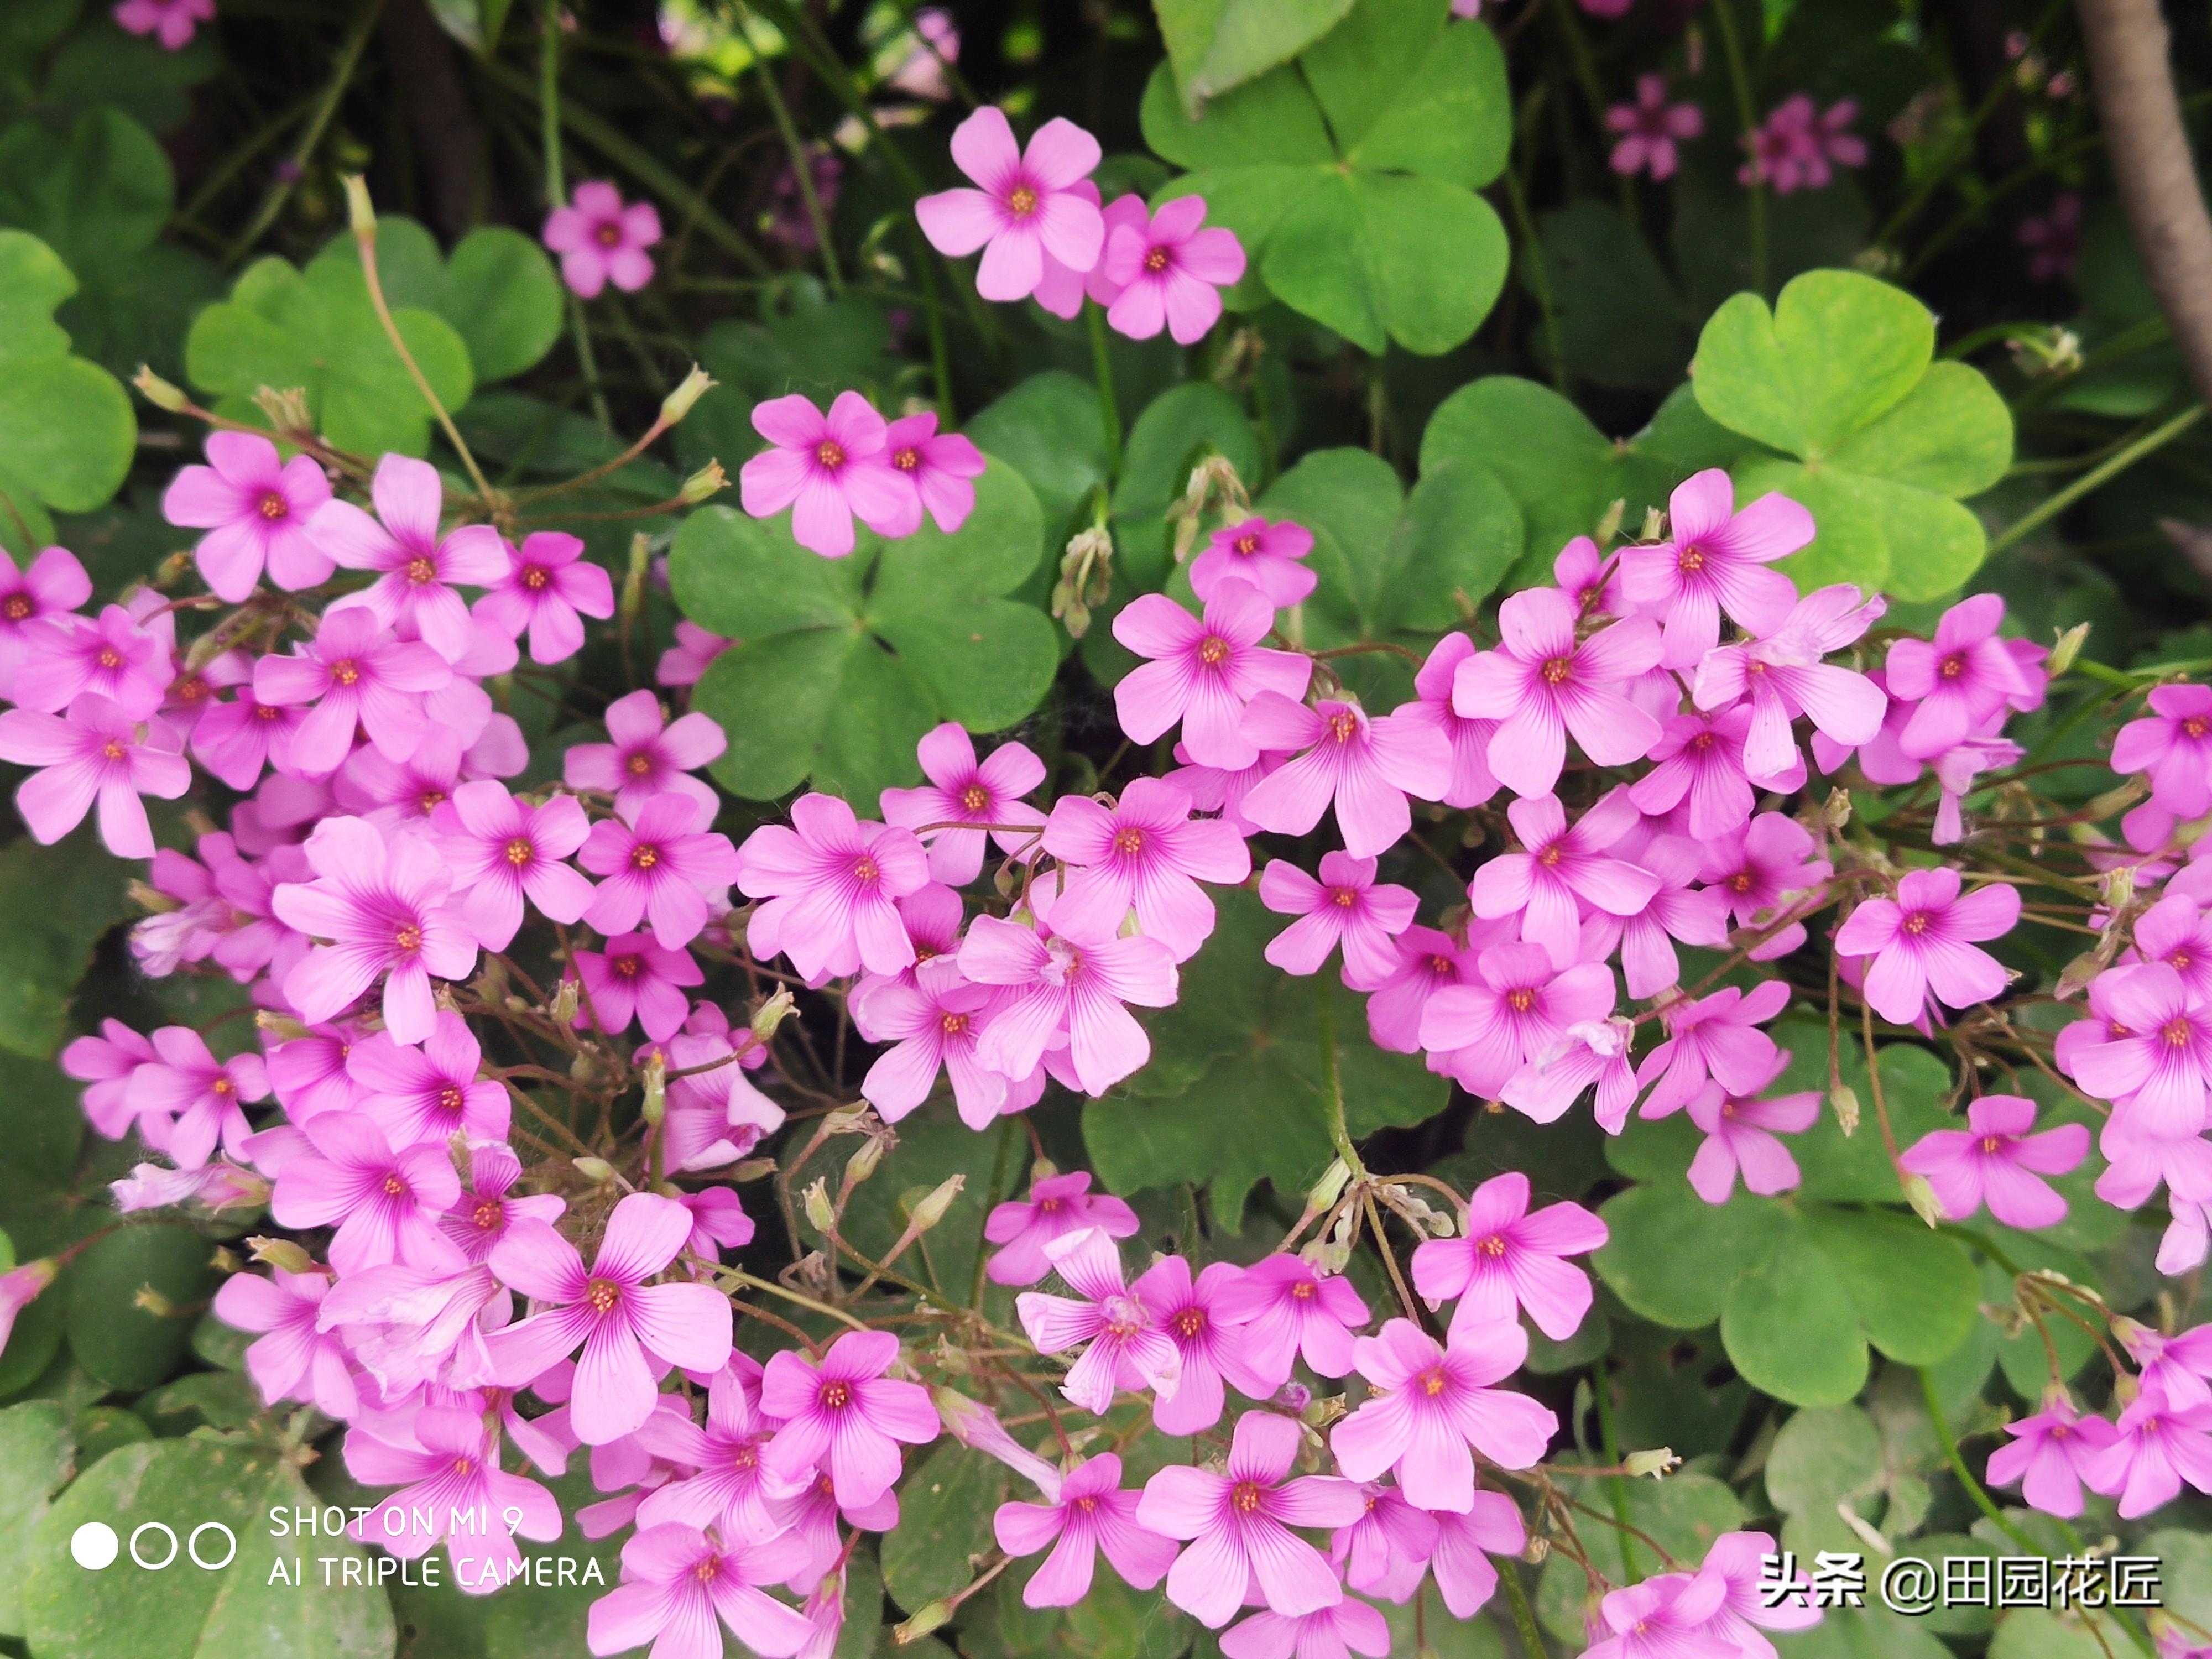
[0,2,2210,1658]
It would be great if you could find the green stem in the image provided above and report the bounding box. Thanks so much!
[1710,0,1767,296]
[225,0,385,263]
[1085,300,1124,478]
[749,42,843,294]
[1918,1368,2041,1553]
[352,202,496,502]
[1591,1367,1642,1583]
[1494,1558,1548,1659]
[914,225,954,418]
[1985,402,2208,556]
[540,4,610,429]
[1502,169,1568,393]
[1314,972,1365,1177]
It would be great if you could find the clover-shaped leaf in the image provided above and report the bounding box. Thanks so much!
[310,213,565,384]
[1141,0,1510,354]
[669,458,1057,806]
[0,230,136,533]
[1155,0,1356,113]
[1691,269,2014,601]
[1085,889,1448,1230]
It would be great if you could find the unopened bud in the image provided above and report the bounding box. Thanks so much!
[255,1011,311,1042]
[640,1051,666,1126]
[1305,1157,1353,1217]
[342,174,375,238]
[208,1245,242,1275]
[550,976,581,1024]
[252,384,315,437]
[1592,497,1625,549]
[660,364,716,426]
[1522,1535,1551,1565]
[1823,788,1853,832]
[473,955,510,1005]
[245,1236,314,1274]
[803,1176,837,1233]
[573,1156,618,1185]
[1829,1084,1860,1137]
[751,987,796,1046]
[1640,505,1666,542]
[1623,1447,1679,1479]
[905,1174,963,1235]
[132,366,191,413]
[733,1157,778,1182]
[153,551,194,591]
[1303,1238,1352,1275]
[2102,864,2136,912]
[619,533,651,635]
[679,460,727,504]
[2049,621,2090,677]
[127,879,181,915]
[894,1601,954,1644]
[133,1286,175,1318]
[845,1136,885,1186]
[1901,1171,1944,1229]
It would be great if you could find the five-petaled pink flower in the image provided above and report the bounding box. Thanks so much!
[1113,587,1313,770]
[2113,684,2212,819]
[1191,517,1316,608]
[1684,1052,1820,1204]
[1418,942,1614,1102]
[345,1406,564,1590]
[1136,1255,1270,1434]
[586,1522,815,1658]
[1582,1572,1731,1659]
[984,1171,1140,1287]
[432,780,596,951]
[857,969,1003,1126]
[1833,866,2021,1026]
[0,544,90,702]
[270,1110,465,1275]
[474,530,615,665]
[348,1009,510,1147]
[1468,790,1662,971]
[565,687,726,825]
[958,914,1178,1095]
[1985,1396,2118,1517]
[1884,593,2039,760]
[162,430,336,602]
[995,1452,1177,1609]
[1099,196,1245,344]
[129,1023,269,1170]
[1619,469,1808,668]
[2066,963,2212,1139]
[252,607,453,775]
[1397,633,1500,809]
[2083,1383,2212,1518]
[1214,1255,1370,1386]
[916,107,1105,302]
[1137,1410,1367,1627]
[1042,776,1250,962]
[544,180,662,299]
[15,602,174,718]
[1221,1597,1391,1659]
[1239,693,1452,858]
[739,392,915,559]
[1259,852,1417,987]
[1635,979,1791,1118]
[1692,583,1887,784]
[760,1328,939,1506]
[212,1265,359,1419]
[0,693,189,857]
[1901,1094,2090,1228]
[740,793,932,981]
[572,932,703,1044]
[1333,1319,1556,1511]
[878,413,988,536]
[581,795,743,951]
[313,455,508,663]
[1605,75,1703,181]
[879,722,1046,885]
[1411,1171,1608,1341]
[1017,1227,1181,1414]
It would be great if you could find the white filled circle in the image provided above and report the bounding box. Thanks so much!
[69,1522,119,1570]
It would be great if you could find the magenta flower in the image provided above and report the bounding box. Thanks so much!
[262,1021,366,1122]
[1334,1319,1554,1511]
[0,1260,54,1362]
[2084,1383,2212,1518]
[0,544,90,701]
[565,687,726,825]
[1619,470,1808,668]
[878,413,987,536]
[1330,1484,1437,1602]
[190,687,305,789]
[129,1024,269,1170]
[1582,836,1730,1000]
[857,971,1003,1126]
[1428,1493,1527,1616]
[312,455,507,662]
[1016,1227,1181,1412]
[1136,1255,1271,1434]
[1191,517,1316,608]
[345,1406,562,1590]
[348,1010,509,1147]
[1692,584,1887,782]
[2111,684,2212,818]
[1450,586,1663,798]
[1418,943,1615,1100]
[1741,95,1865,192]
[739,391,917,560]
[1469,790,1662,971]
[633,1361,781,1542]
[957,914,1178,1095]
[441,1142,567,1264]
[760,1328,938,1506]
[1884,593,2038,760]
[1692,1531,1822,1651]
[1043,776,1249,962]
[1396,632,1499,809]
[1099,196,1245,343]
[1238,694,1452,858]
[1213,1255,1369,1386]
[432,780,595,951]
[253,607,453,774]
[1631,706,1763,841]
[1636,980,1791,1118]
[1605,74,1703,180]
[1221,1597,1390,1659]
[983,1171,1140,1287]
[543,180,662,299]
[1583,1572,1732,1659]
[473,530,614,665]
[272,815,477,1042]
[271,1111,464,1274]
[2067,964,2212,1138]
[740,792,932,980]
[1411,1171,1607,1341]
[916,107,1104,302]
[0,693,188,857]
[488,1193,732,1443]
[61,1018,159,1140]
[1900,1094,2090,1228]
[588,1522,815,1658]
[14,603,174,717]
[1699,812,1832,960]
[1259,853,1417,987]
[1113,586,1313,769]
[995,1452,1176,1608]
[112,0,212,49]
[879,722,1046,885]
[582,795,743,951]
[656,620,731,688]
[573,933,704,1043]
[1834,867,2021,1025]
[1985,1395,2119,1517]
[1683,1052,1820,1204]
[1138,1410,1366,1626]
[160,430,335,602]
[1501,1010,1638,1130]
[213,1266,359,1419]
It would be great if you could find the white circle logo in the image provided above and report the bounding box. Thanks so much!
[69,1522,119,1571]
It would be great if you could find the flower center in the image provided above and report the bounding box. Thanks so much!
[1677,545,1704,573]
[853,854,880,884]
[1100,1294,1144,1339]
[102,739,126,760]
[523,566,550,590]
[258,491,289,520]
[821,1380,852,1410]
[1507,987,1536,1014]
[1174,1307,1204,1339]
[1538,845,1562,867]
[1037,1198,1060,1213]
[941,1011,969,1036]
[1328,709,1358,744]
[505,837,534,866]
[332,659,361,686]
[97,647,122,669]
[418,790,445,815]
[893,447,919,472]
[595,222,623,247]
[961,783,989,813]
[585,1277,622,1313]
[1691,731,1714,752]
[1074,1495,1097,1512]
[2188,717,2210,739]
[1430,955,1454,977]
[1143,246,1170,273]
[1113,827,1144,857]
[394,923,422,953]
[1234,535,1259,556]
[382,1173,406,1197]
[1197,634,1230,666]
[1479,1233,1507,1257]
[1420,1366,1449,1397]
[1290,1280,1315,1300]
[2172,950,2193,969]
[1008,185,1038,217]
[613,955,641,978]
[473,1199,502,1230]
[451,1454,474,1477]
[816,440,846,470]
[1980,1134,2002,1154]
[1939,654,1966,679]
[731,1443,758,1470]
[1331,888,1357,908]
[1902,911,1930,935]
[1540,655,1572,685]
[1230,1481,1264,1514]
[2163,1017,2193,1047]
[1728,870,1754,893]
[631,844,659,870]
[255,702,281,721]
[177,677,205,701]
[212,1076,234,1095]
[625,752,654,776]
[0,594,28,620]
[439,1085,465,1115]
[406,557,437,586]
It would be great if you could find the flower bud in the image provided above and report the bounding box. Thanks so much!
[252,384,315,438]
[1522,1535,1550,1565]
[342,174,375,238]
[208,1246,242,1275]
[1901,1172,1944,1229]
[132,366,191,413]
[573,1156,618,1185]
[679,460,728,504]
[2048,620,2090,677]
[473,955,510,1006]
[660,364,716,426]
[733,1157,778,1183]
[803,1176,837,1234]
[1623,1447,1679,1479]
[619,531,651,635]
[905,1173,964,1235]
[255,1011,311,1042]
[751,987,796,1045]
[1829,1084,1860,1137]
[127,879,181,915]
[1592,496,1625,549]
[245,1236,315,1274]
[844,1136,884,1186]
[1305,1157,1353,1217]
[894,1602,954,1644]
[550,976,581,1025]
[133,1286,175,1317]
[640,1050,667,1126]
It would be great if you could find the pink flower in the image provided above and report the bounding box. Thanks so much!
[759,1328,938,1506]
[61,1018,159,1139]
[1191,518,1316,608]
[1213,1256,1370,1385]
[879,413,987,536]
[582,796,743,951]
[262,1022,365,1121]
[345,1406,563,1589]
[1113,587,1312,768]
[587,1523,815,1657]
[0,1260,55,1360]
[1900,1093,2089,1228]
[573,933,704,1043]
[1100,196,1245,343]
[14,603,174,717]
[271,1111,465,1274]
[1396,633,1499,809]
[995,1453,1177,1608]
[544,180,662,299]
[1137,1255,1270,1434]
[740,793,932,980]
[1330,1484,1437,1602]
[957,914,1178,1095]
[656,620,731,688]
[432,780,595,951]
[1834,867,2021,1026]
[738,391,915,559]
[1259,853,1417,987]
[1677,1061,1814,1208]
[1605,75,1703,181]
[442,1142,566,1263]
[1501,1011,1637,1130]
[488,1193,733,1443]
[1583,836,1731,1000]
[858,971,1003,1126]
[1418,943,1614,1100]
[0,545,90,700]
[1693,1531,1822,1652]
[1043,776,1250,962]
[1469,790,1662,971]
[1411,1171,1607,1341]
[983,1171,1140,1287]
[1427,1494,1526,1616]
[2067,964,2212,1138]
[253,607,453,774]
[916,107,1105,302]
[1692,584,1887,782]
[2112,684,2212,819]
[1636,980,1791,1118]
[1138,1410,1366,1626]
[0,693,188,856]
[1985,1395,2119,1517]
[1620,471,1807,668]
[473,530,615,665]
[1450,586,1663,798]
[1631,707,1762,840]
[272,816,477,1042]
[633,1361,781,1541]
[348,1010,509,1147]
[1333,1319,1554,1511]
[112,0,212,50]
[213,1266,359,1419]
[312,455,507,662]
[129,1024,269,1170]
[1016,1228,1181,1412]
[2019,192,2083,283]
[1220,1597,1390,1659]
[189,687,305,789]
[1884,593,2037,760]
[1583,1572,1733,1659]
[1740,95,1864,193]
[565,687,726,825]
[1238,694,1452,857]
[160,431,334,602]
[2084,1383,2212,1518]
[879,722,1045,885]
